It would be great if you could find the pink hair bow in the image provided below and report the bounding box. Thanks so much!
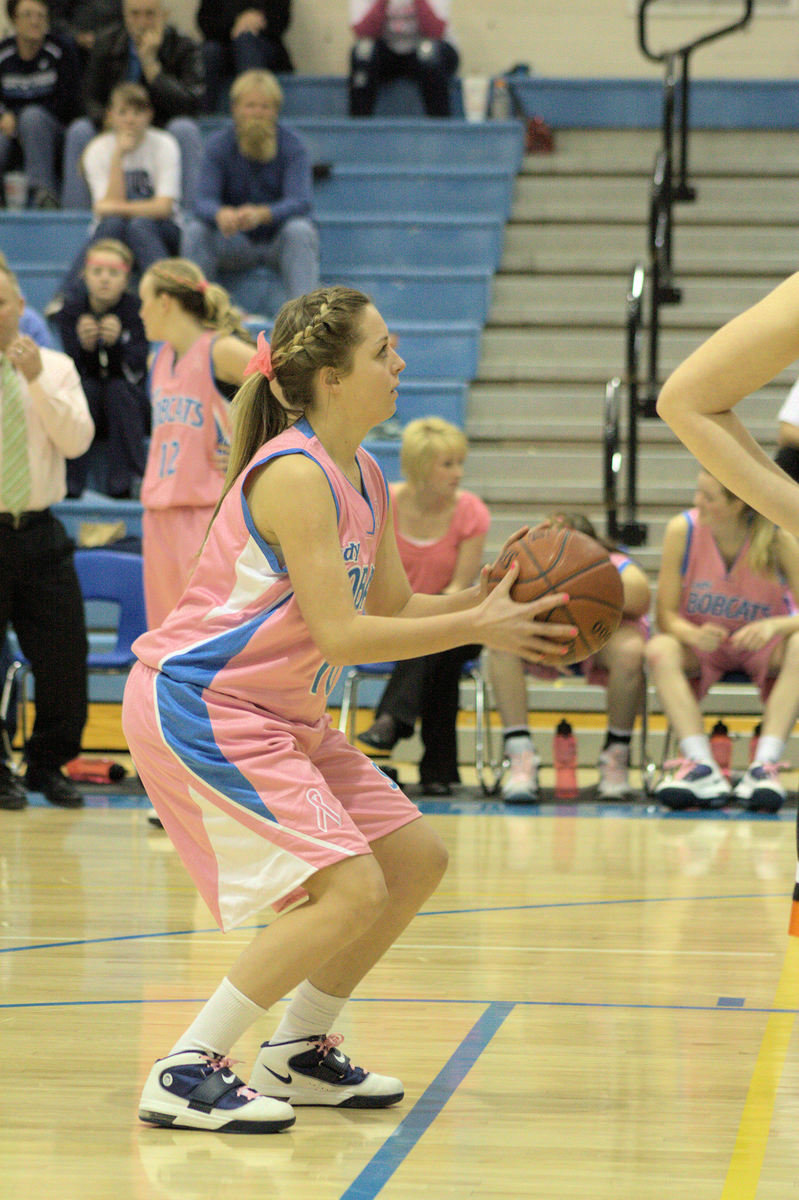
[244,331,275,381]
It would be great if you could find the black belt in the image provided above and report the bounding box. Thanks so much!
[0,508,51,529]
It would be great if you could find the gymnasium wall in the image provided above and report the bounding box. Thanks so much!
[160,0,798,81]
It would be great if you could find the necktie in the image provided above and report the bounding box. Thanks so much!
[1,354,31,517]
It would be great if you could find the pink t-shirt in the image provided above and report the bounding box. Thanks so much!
[393,487,490,594]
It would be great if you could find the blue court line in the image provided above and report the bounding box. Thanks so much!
[0,890,786,955]
[3,995,799,1016]
[340,1001,515,1200]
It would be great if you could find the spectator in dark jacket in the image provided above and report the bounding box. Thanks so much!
[61,0,204,209]
[47,0,121,61]
[56,237,149,497]
[0,0,83,206]
[198,0,293,114]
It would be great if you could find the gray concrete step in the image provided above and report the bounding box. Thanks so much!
[512,175,799,224]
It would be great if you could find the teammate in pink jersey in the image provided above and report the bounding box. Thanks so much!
[649,470,799,812]
[122,285,577,1134]
[138,258,255,627]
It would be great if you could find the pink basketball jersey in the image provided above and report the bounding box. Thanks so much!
[132,418,390,724]
[679,508,794,632]
[141,329,232,510]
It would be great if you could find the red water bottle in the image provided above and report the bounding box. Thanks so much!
[710,720,732,776]
[553,718,578,800]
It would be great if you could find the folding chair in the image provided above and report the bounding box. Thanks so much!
[0,549,146,759]
[337,656,495,793]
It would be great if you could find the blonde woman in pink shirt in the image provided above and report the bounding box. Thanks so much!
[359,416,489,794]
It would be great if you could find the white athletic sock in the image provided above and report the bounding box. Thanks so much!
[754,735,784,764]
[504,732,535,758]
[169,977,268,1058]
[680,734,715,767]
[269,980,348,1044]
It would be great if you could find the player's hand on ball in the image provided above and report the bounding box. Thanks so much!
[477,560,577,662]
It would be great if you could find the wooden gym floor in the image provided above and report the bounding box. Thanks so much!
[3,706,799,1198]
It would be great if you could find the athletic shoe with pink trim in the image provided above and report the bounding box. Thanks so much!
[733,761,786,814]
[654,758,731,811]
[138,1050,295,1132]
[249,1034,404,1108]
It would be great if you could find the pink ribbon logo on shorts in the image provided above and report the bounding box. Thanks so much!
[306,788,342,833]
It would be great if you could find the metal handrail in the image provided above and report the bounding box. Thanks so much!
[603,264,648,547]
[639,0,754,65]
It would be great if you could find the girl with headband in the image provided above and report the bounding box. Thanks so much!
[123,284,577,1133]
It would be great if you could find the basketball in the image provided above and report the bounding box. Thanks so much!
[487,523,624,665]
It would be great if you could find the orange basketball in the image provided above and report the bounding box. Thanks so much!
[487,523,624,665]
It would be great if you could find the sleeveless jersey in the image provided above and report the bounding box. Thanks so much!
[679,508,794,631]
[141,329,232,510]
[132,417,389,725]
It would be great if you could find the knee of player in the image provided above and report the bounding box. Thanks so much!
[644,633,677,670]
[337,856,391,931]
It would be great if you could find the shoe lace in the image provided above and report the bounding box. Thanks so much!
[205,1054,259,1101]
[751,760,787,781]
[314,1033,344,1057]
[663,757,707,781]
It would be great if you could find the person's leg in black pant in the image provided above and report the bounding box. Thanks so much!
[349,38,396,115]
[9,517,88,772]
[418,644,481,790]
[413,40,459,116]
[104,377,149,497]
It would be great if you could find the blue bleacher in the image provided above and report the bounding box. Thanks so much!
[5,79,521,706]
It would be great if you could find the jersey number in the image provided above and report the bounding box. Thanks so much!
[158,440,180,478]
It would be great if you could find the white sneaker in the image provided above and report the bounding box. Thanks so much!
[596,743,630,799]
[733,762,786,813]
[501,745,540,803]
[249,1035,403,1108]
[654,759,731,810]
[138,1050,295,1132]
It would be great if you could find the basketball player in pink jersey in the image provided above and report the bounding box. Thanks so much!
[649,470,799,811]
[139,258,255,628]
[123,285,578,1134]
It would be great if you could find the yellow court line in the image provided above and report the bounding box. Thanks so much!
[720,934,799,1199]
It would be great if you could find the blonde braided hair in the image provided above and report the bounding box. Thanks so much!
[216,287,372,508]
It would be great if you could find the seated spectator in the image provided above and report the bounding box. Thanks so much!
[55,238,148,498]
[61,0,203,210]
[488,513,651,803]
[198,0,293,114]
[349,0,458,117]
[182,68,318,313]
[47,0,121,62]
[648,470,799,813]
[0,0,83,208]
[357,417,489,795]
[59,82,181,296]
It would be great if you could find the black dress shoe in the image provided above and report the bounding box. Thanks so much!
[420,780,452,796]
[358,714,400,752]
[25,764,83,808]
[0,761,27,810]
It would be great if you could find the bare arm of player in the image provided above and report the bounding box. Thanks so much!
[655,515,727,651]
[247,454,577,666]
[211,334,254,385]
[620,560,651,620]
[657,272,799,537]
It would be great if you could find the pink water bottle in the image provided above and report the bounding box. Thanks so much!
[553,719,578,800]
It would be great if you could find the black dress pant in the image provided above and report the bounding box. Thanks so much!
[0,512,88,768]
[375,643,481,785]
